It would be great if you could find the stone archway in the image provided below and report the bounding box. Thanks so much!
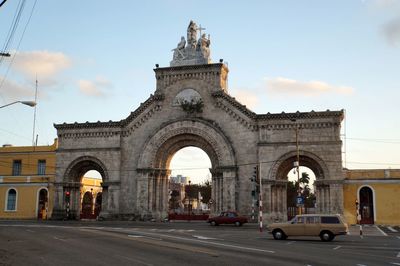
[60,156,109,220]
[267,150,329,221]
[136,119,237,219]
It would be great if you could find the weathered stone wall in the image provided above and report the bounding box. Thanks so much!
[53,63,344,222]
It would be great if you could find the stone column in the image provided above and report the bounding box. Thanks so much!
[330,183,344,214]
[283,182,288,221]
[50,183,65,220]
[263,182,272,222]
[222,169,236,211]
[136,173,149,213]
[99,181,120,219]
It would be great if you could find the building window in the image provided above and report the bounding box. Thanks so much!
[6,189,17,211]
[38,160,46,175]
[12,160,22,176]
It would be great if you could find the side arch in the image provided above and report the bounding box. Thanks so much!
[63,155,109,183]
[266,150,331,221]
[267,150,329,181]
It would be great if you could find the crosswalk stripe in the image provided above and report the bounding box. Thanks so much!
[388,226,398,232]
[375,225,388,236]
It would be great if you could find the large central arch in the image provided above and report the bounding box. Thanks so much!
[136,119,237,219]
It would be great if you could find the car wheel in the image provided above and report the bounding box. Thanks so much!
[320,231,334,242]
[235,221,242,226]
[273,229,286,240]
[210,221,217,226]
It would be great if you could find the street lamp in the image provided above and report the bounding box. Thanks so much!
[0,101,36,109]
[188,180,191,216]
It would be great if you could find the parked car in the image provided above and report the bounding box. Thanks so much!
[207,211,248,226]
[267,214,348,241]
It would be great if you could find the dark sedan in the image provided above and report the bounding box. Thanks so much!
[207,211,248,226]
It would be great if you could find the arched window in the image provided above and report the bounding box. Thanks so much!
[6,188,17,211]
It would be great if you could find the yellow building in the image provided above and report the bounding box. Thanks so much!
[343,169,400,225]
[0,140,57,219]
[80,176,103,219]
[0,140,104,220]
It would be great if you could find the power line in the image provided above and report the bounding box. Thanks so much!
[0,0,38,91]
[345,137,400,144]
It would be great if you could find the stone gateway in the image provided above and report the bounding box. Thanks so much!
[52,21,344,222]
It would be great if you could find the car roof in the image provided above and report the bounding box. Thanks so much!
[296,214,341,217]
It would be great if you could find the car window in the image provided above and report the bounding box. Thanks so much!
[295,216,305,224]
[228,212,236,218]
[321,216,340,224]
[306,216,319,224]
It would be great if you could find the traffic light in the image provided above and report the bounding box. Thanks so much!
[250,165,259,198]
[65,191,71,207]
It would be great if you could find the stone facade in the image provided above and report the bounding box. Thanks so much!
[52,22,344,222]
[52,62,344,222]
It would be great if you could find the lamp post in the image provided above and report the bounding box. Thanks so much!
[188,180,191,216]
[0,100,36,109]
[291,118,302,215]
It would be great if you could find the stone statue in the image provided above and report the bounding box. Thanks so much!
[170,20,211,66]
[197,33,211,58]
[172,36,186,60]
[187,20,198,49]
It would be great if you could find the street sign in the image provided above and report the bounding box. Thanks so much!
[296,196,304,206]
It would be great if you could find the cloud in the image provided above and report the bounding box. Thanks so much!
[78,76,112,97]
[265,77,355,97]
[382,17,400,46]
[369,0,399,9]
[230,90,260,109]
[0,76,35,100]
[12,50,71,80]
[366,0,400,46]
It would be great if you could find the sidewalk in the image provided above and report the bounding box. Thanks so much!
[348,224,387,236]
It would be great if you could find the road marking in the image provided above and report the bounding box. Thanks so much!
[356,264,367,266]
[286,241,296,245]
[375,225,388,236]
[388,226,398,232]
[53,236,66,242]
[124,230,276,254]
[397,236,400,240]
[128,234,162,241]
[26,229,35,233]
[390,263,400,266]
[192,235,218,240]
[397,251,400,258]
[167,229,175,232]
[333,245,342,250]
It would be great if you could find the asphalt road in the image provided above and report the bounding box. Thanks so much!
[0,221,399,266]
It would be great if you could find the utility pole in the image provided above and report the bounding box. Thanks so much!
[258,163,262,232]
[291,118,302,215]
[32,78,38,146]
[295,124,301,215]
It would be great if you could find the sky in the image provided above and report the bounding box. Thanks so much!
[1,0,400,184]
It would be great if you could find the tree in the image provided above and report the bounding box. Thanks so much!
[299,172,310,186]
[185,181,211,204]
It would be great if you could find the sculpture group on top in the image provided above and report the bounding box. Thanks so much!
[170,20,211,67]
